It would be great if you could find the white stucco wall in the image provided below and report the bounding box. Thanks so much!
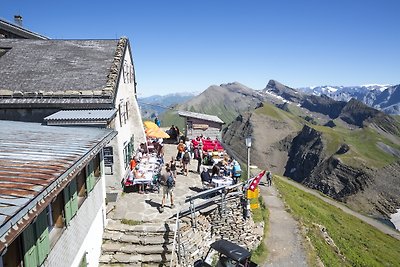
[105,45,146,191]
[44,176,106,267]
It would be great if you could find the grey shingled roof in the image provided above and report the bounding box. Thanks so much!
[178,111,224,124]
[0,120,117,247]
[44,109,117,122]
[0,38,124,105]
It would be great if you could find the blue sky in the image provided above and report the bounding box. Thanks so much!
[2,0,399,97]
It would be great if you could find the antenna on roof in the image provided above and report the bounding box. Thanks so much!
[14,15,23,27]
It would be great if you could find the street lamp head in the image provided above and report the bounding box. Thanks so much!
[245,136,252,148]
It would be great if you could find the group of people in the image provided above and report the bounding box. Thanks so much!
[125,130,274,212]
[124,138,166,194]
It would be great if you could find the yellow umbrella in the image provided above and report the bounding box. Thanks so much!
[143,121,159,129]
[146,128,170,138]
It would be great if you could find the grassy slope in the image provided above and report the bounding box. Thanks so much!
[275,176,400,266]
[254,102,304,130]
[254,102,400,169]
[250,195,269,264]
[159,110,185,131]
[313,124,400,168]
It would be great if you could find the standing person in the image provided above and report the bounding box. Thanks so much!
[160,166,175,212]
[194,146,203,173]
[185,137,191,157]
[169,125,177,141]
[154,116,161,127]
[231,160,242,184]
[170,156,177,178]
[175,126,180,143]
[266,171,272,186]
[176,140,185,163]
[182,149,191,176]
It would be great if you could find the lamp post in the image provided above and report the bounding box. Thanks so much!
[245,136,252,181]
[244,136,252,219]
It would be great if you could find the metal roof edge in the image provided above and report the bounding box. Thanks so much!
[0,129,117,252]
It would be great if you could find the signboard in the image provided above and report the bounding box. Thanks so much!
[193,123,209,130]
[103,147,113,166]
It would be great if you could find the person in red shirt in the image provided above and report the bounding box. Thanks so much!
[130,156,137,170]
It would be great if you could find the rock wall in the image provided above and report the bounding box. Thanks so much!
[284,125,325,182]
[176,197,263,266]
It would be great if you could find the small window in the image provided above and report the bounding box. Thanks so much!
[48,193,64,247]
[2,235,22,267]
[76,170,87,207]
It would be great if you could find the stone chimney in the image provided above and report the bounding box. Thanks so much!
[14,15,23,27]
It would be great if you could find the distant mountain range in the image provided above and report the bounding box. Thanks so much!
[297,84,400,115]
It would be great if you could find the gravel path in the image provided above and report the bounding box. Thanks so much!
[259,184,308,267]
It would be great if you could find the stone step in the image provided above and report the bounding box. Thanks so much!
[102,241,173,255]
[100,252,172,265]
[106,219,176,234]
[103,231,174,245]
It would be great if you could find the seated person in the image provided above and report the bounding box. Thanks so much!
[211,165,220,177]
[200,167,212,183]
[133,165,145,193]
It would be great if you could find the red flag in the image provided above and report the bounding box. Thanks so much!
[248,170,266,191]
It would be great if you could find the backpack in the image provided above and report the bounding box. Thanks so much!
[183,151,190,162]
[166,174,174,188]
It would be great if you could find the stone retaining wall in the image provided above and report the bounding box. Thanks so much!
[176,197,264,266]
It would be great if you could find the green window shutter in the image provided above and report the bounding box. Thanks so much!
[22,223,38,267]
[64,186,72,225]
[90,174,95,191]
[70,180,78,217]
[86,163,94,192]
[35,212,50,265]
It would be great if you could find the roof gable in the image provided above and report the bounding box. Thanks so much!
[178,111,224,124]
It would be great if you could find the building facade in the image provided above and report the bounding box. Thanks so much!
[0,121,117,267]
[178,111,224,140]
[0,37,146,192]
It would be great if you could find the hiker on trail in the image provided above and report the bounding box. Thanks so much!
[266,171,272,186]
[160,166,175,210]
